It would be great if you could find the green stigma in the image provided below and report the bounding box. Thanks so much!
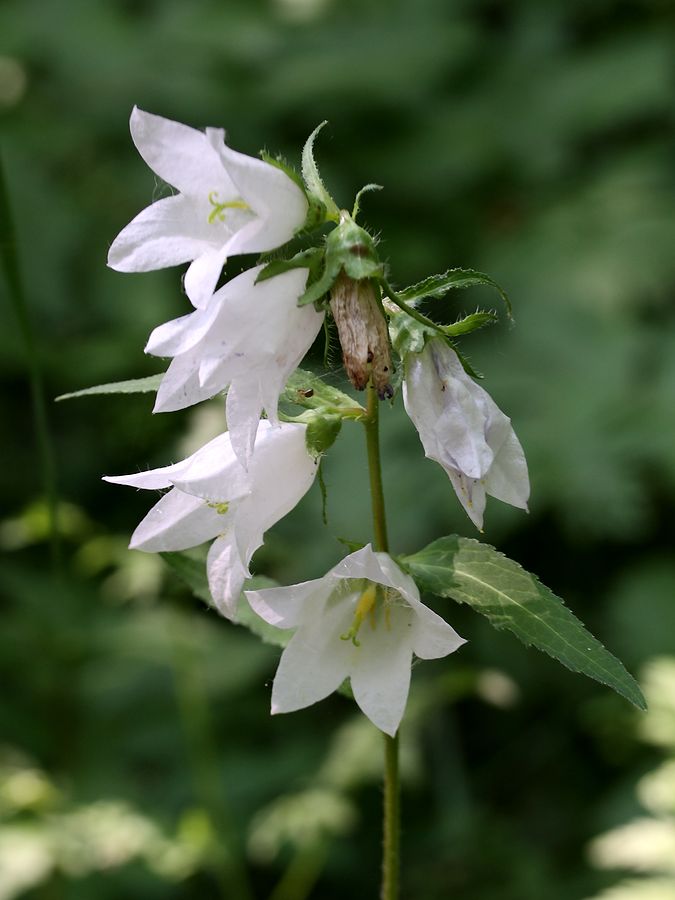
[207,192,250,224]
[206,501,230,515]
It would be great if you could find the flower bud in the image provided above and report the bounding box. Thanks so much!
[329,272,393,399]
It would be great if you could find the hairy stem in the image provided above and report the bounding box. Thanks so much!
[363,382,400,900]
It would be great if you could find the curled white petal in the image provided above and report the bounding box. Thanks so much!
[403,338,529,529]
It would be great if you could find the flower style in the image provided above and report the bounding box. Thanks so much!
[107,107,308,308]
[402,337,529,530]
[103,421,317,619]
[246,545,465,736]
[145,265,324,467]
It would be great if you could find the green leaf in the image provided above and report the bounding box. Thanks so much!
[400,536,645,709]
[160,550,291,648]
[255,247,325,285]
[56,374,164,401]
[281,368,363,415]
[397,268,512,316]
[301,121,340,222]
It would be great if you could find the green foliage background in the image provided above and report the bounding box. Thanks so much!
[1,0,675,897]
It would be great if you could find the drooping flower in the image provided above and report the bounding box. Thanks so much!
[103,421,317,619]
[108,107,308,308]
[145,264,324,467]
[246,545,465,736]
[402,337,529,530]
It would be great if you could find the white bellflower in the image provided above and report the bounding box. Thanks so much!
[246,545,465,735]
[104,421,317,619]
[403,338,529,530]
[145,265,324,467]
[108,108,308,308]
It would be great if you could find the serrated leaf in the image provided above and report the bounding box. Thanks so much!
[400,536,645,709]
[301,121,340,222]
[160,550,290,648]
[398,268,512,316]
[56,374,164,401]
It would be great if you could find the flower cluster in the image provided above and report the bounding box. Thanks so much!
[104,109,530,734]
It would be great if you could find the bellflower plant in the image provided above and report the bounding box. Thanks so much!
[62,111,645,900]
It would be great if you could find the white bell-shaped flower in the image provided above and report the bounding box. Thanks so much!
[145,265,324,467]
[402,338,529,530]
[103,421,317,619]
[107,107,308,308]
[246,545,465,736]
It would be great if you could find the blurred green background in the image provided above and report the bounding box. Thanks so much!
[2,0,675,897]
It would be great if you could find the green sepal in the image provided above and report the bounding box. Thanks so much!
[398,268,512,317]
[260,149,305,194]
[328,215,382,282]
[388,309,436,358]
[336,536,366,554]
[301,121,340,222]
[297,254,343,307]
[304,412,342,459]
[281,368,364,416]
[160,550,291,649]
[387,313,484,379]
[400,536,646,710]
[56,374,164,401]
[297,214,383,306]
[444,310,498,337]
[255,247,325,286]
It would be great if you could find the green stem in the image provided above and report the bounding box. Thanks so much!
[382,731,400,900]
[363,383,389,554]
[362,382,400,900]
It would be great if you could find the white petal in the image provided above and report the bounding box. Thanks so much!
[107,194,210,273]
[130,107,236,197]
[330,546,419,607]
[212,138,308,254]
[446,469,487,530]
[245,576,331,629]
[270,598,354,715]
[485,429,530,510]
[129,488,227,552]
[145,299,222,357]
[350,606,415,736]
[171,433,251,504]
[183,245,230,309]
[207,532,249,620]
[234,423,317,562]
[224,378,265,470]
[403,341,493,480]
[408,603,466,660]
[153,353,221,413]
[102,456,188,490]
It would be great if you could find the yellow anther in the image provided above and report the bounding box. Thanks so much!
[207,191,250,224]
